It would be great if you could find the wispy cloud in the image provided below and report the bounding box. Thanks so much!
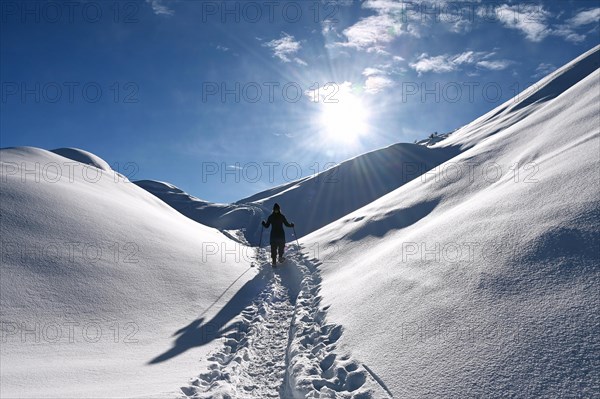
[359,56,406,94]
[568,8,600,27]
[335,0,427,54]
[552,8,600,43]
[410,51,512,75]
[337,14,404,52]
[362,67,386,77]
[494,4,550,42]
[263,33,307,66]
[493,5,599,43]
[476,60,514,71]
[146,0,174,16]
[410,54,457,74]
[551,27,586,43]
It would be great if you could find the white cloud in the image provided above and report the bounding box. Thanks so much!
[263,33,307,66]
[410,54,457,74]
[364,75,395,93]
[452,51,484,65]
[410,51,511,75]
[335,5,422,53]
[362,0,407,13]
[476,60,513,71]
[495,4,550,42]
[362,67,386,77]
[568,8,600,27]
[216,45,229,52]
[338,14,402,51]
[146,0,174,16]
[551,27,586,43]
[363,0,480,36]
[336,0,488,54]
[363,0,449,13]
[359,56,408,94]
[549,8,600,43]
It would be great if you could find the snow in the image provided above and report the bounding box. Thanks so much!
[49,147,113,172]
[300,44,600,397]
[136,142,461,246]
[1,45,599,398]
[0,147,256,398]
[181,249,392,399]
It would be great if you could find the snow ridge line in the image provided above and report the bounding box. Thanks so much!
[181,248,391,398]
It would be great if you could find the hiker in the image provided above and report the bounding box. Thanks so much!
[262,203,294,266]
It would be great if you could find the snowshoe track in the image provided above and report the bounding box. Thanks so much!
[181,248,392,399]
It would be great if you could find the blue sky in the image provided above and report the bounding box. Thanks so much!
[1,0,598,202]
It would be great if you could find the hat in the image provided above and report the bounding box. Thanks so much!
[273,203,280,210]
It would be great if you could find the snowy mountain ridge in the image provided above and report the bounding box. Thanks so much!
[135,47,600,249]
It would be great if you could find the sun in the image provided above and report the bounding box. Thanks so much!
[318,90,370,144]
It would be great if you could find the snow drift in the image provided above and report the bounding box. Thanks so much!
[300,44,600,397]
[0,147,257,398]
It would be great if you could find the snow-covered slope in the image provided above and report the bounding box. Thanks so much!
[49,147,113,171]
[2,44,598,399]
[134,179,265,245]
[0,147,257,398]
[136,143,460,245]
[300,44,600,397]
[136,45,597,248]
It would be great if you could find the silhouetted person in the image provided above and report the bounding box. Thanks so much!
[262,203,294,266]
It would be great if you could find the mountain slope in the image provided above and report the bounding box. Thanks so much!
[2,44,598,399]
[137,45,597,247]
[300,44,600,397]
[0,147,257,398]
[136,143,461,245]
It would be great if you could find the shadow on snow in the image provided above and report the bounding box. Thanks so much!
[148,248,303,365]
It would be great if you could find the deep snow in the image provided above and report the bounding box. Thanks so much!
[299,44,600,397]
[0,147,257,397]
[1,45,599,398]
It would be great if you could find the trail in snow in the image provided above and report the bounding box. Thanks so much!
[181,247,392,399]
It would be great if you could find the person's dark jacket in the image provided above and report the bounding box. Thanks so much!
[262,212,293,243]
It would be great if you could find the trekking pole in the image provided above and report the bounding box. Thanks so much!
[292,225,300,250]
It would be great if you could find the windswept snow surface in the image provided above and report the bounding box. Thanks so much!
[301,45,600,397]
[0,147,257,398]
